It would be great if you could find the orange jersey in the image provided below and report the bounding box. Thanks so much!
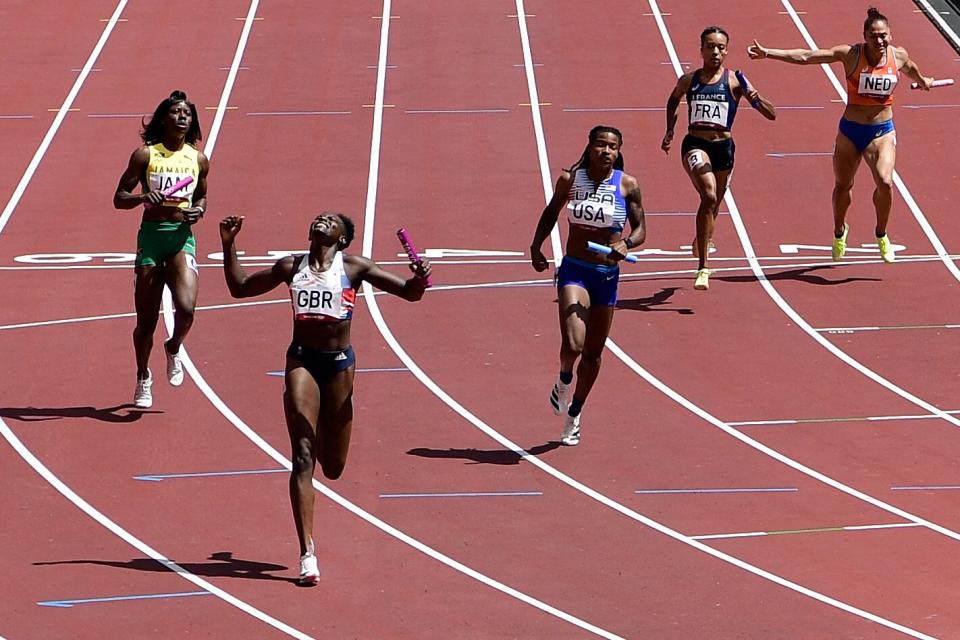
[846,44,899,106]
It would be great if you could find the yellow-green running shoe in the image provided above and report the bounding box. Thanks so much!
[694,268,710,290]
[832,223,849,261]
[877,234,896,263]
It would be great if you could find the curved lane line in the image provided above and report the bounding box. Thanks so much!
[0,3,323,638]
[158,0,625,637]
[350,0,936,637]
[778,0,960,281]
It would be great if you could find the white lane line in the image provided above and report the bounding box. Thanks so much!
[817,323,960,333]
[143,1,622,637]
[0,3,321,639]
[0,418,311,639]
[0,3,126,236]
[914,0,960,50]
[779,0,960,283]
[361,1,927,637]
[348,2,621,636]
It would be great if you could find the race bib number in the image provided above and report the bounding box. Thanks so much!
[686,151,706,171]
[689,100,729,128]
[858,73,897,97]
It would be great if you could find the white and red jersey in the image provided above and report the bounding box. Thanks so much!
[288,252,356,322]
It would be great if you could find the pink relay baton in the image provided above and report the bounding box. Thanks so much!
[911,78,954,89]
[396,228,432,287]
[144,175,194,209]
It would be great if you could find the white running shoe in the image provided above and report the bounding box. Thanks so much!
[550,378,572,416]
[165,343,183,386]
[298,552,320,586]
[133,371,153,408]
[560,412,581,446]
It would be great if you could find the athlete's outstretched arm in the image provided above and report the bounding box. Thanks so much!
[530,170,573,271]
[220,216,292,298]
[748,40,851,65]
[347,255,431,301]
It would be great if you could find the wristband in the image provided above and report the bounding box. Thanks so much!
[623,237,635,249]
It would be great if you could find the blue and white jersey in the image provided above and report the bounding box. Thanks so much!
[564,167,627,232]
[687,69,738,132]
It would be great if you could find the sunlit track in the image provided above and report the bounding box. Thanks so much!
[778,0,960,283]
[151,1,624,637]
[646,0,960,454]
[0,2,322,638]
[343,0,942,636]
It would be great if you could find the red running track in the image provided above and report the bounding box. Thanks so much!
[3,0,960,637]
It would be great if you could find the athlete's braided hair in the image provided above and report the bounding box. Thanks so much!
[864,7,889,32]
[700,25,729,48]
[141,90,203,146]
[569,125,624,172]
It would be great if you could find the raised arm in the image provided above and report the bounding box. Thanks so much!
[219,215,292,298]
[530,170,573,271]
[662,74,692,154]
[748,40,852,65]
[346,255,432,301]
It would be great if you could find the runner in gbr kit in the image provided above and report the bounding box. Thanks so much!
[749,7,933,263]
[219,213,431,585]
[114,91,209,408]
[662,26,776,291]
[530,126,646,446]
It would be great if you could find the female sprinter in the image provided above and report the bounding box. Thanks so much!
[114,90,209,408]
[219,213,431,585]
[662,26,776,291]
[749,7,933,263]
[530,126,646,446]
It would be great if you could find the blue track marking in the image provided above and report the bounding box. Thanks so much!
[37,590,211,608]
[267,367,408,377]
[379,491,543,498]
[635,487,798,495]
[133,469,286,482]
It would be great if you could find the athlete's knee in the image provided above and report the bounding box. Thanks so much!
[699,190,719,210]
[874,176,893,194]
[290,437,316,474]
[579,349,602,370]
[560,335,583,357]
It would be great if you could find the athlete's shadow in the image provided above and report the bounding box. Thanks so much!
[718,265,881,286]
[34,551,295,583]
[616,287,693,314]
[407,442,561,465]
[0,404,160,423]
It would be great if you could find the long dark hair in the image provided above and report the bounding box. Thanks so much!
[700,25,729,48]
[141,90,202,145]
[864,7,888,32]
[569,125,624,172]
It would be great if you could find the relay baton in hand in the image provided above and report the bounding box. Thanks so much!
[911,78,954,89]
[586,240,638,263]
[396,228,432,287]
[145,175,194,209]
[734,70,762,110]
